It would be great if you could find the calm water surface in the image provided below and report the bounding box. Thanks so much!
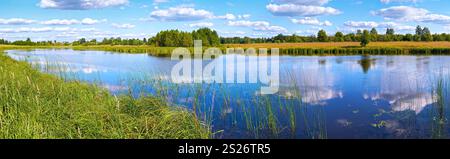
[7,49,450,139]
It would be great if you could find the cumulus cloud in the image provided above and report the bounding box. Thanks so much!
[150,7,214,21]
[344,21,379,28]
[378,22,415,30]
[40,19,80,25]
[149,7,248,22]
[214,14,252,20]
[272,0,331,6]
[228,20,288,33]
[153,0,169,4]
[40,18,106,25]
[267,0,340,17]
[238,14,251,19]
[214,14,236,20]
[219,30,246,36]
[267,4,340,17]
[0,27,61,33]
[380,0,418,4]
[39,0,129,10]
[373,6,450,24]
[189,22,214,28]
[0,18,36,25]
[291,17,332,26]
[112,23,135,29]
[81,18,106,25]
[343,21,415,31]
[0,27,99,34]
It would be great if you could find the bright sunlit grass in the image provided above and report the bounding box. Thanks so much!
[0,46,210,139]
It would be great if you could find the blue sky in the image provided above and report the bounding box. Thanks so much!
[0,0,450,41]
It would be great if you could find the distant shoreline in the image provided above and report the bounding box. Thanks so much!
[3,41,450,57]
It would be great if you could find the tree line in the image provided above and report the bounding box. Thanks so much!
[221,26,450,44]
[73,28,220,47]
[1,26,450,47]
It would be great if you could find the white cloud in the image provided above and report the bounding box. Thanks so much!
[214,14,252,20]
[255,25,288,32]
[219,30,246,36]
[378,22,415,31]
[40,18,106,25]
[112,23,135,29]
[291,17,332,26]
[79,28,98,32]
[344,21,379,28]
[40,19,80,25]
[0,18,36,25]
[380,0,418,4]
[214,14,236,20]
[228,20,288,33]
[0,27,56,33]
[150,7,214,21]
[373,6,450,24]
[0,27,99,34]
[81,18,106,25]
[153,0,169,4]
[266,3,341,17]
[238,14,251,19]
[39,0,129,10]
[272,0,331,6]
[189,22,214,28]
[228,20,270,28]
[343,21,415,31]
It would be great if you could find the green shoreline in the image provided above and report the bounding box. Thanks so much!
[0,46,210,139]
[72,45,450,57]
[4,44,450,57]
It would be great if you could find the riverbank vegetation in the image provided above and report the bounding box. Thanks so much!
[0,46,210,139]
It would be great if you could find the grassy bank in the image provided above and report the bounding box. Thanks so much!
[68,42,450,57]
[0,46,210,139]
[72,45,177,57]
[226,42,450,56]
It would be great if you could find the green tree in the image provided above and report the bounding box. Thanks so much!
[334,32,344,42]
[360,30,371,47]
[422,27,433,41]
[370,28,378,41]
[415,25,423,41]
[385,28,395,41]
[404,34,413,41]
[317,30,328,42]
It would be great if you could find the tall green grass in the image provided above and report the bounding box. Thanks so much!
[431,78,448,139]
[0,47,210,139]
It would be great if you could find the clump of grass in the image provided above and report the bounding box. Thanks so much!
[0,47,209,139]
[431,78,448,139]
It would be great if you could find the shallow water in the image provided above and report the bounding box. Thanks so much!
[7,49,450,139]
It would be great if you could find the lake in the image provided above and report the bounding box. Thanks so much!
[7,49,450,139]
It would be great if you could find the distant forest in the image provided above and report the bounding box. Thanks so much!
[1,26,450,47]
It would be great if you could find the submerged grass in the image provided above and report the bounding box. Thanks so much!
[0,46,210,139]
